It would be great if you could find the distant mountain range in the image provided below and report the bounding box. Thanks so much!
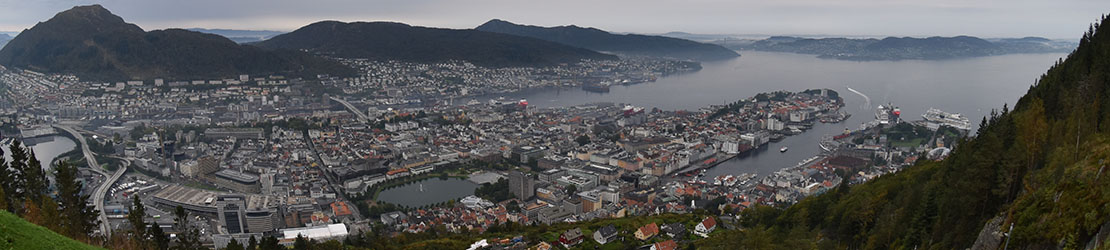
[475,19,739,61]
[254,21,618,67]
[711,35,1075,60]
[186,28,285,44]
[0,34,11,50]
[0,5,354,81]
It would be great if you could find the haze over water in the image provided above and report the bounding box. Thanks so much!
[476,51,1067,178]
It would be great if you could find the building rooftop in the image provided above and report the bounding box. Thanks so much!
[152,184,276,210]
[280,223,349,240]
[213,169,261,184]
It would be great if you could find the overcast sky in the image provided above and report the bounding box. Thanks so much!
[0,0,1106,39]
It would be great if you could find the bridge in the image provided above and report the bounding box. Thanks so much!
[329,96,370,122]
[54,125,127,237]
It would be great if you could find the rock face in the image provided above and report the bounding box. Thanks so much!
[255,20,618,67]
[969,216,1005,250]
[0,5,353,81]
[475,19,739,61]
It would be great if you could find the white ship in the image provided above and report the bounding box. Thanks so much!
[875,104,901,125]
[922,108,972,131]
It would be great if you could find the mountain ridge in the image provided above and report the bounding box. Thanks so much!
[254,20,618,67]
[475,19,740,61]
[0,5,354,81]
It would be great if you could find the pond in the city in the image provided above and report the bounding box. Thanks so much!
[376,178,478,208]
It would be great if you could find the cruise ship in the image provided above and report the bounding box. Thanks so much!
[875,104,900,125]
[922,108,972,131]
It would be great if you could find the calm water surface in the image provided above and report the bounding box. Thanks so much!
[377,178,478,208]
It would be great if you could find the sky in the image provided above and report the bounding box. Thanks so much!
[0,0,1107,39]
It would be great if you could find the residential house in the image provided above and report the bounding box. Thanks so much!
[651,240,678,250]
[661,223,686,239]
[695,216,717,237]
[593,224,618,245]
[559,228,584,247]
[634,222,659,240]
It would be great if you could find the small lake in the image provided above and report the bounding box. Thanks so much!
[377,178,478,208]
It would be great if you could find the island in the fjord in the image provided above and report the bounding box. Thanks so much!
[708,35,1075,60]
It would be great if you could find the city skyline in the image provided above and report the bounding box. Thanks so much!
[0,0,1106,39]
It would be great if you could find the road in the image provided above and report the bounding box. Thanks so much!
[303,130,363,220]
[329,96,370,122]
[54,125,127,237]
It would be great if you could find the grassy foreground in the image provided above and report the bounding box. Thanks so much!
[0,210,106,250]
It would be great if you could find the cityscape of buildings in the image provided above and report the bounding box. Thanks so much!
[0,56,965,248]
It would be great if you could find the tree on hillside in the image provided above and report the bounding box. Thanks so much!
[22,148,48,204]
[127,196,148,248]
[247,235,258,250]
[226,238,244,250]
[173,205,203,250]
[8,141,29,212]
[259,235,282,250]
[149,221,170,250]
[0,153,12,212]
[54,161,99,240]
[293,234,311,250]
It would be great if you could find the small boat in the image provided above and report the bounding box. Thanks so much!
[779,146,789,153]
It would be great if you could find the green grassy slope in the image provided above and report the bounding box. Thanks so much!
[0,211,105,250]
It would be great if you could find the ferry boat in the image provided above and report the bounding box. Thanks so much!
[779,146,789,153]
[922,108,972,131]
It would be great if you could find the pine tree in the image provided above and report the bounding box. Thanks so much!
[127,196,148,249]
[293,234,310,250]
[247,235,258,250]
[8,140,28,213]
[22,148,48,205]
[38,195,62,233]
[226,238,245,250]
[172,205,203,250]
[149,222,170,250]
[259,235,282,250]
[174,205,188,231]
[54,161,99,240]
[0,155,11,212]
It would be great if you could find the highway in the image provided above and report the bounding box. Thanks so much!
[54,125,127,237]
[329,96,370,122]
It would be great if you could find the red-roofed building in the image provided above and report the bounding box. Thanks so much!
[651,240,678,250]
[635,222,659,240]
[331,201,353,217]
[695,216,717,237]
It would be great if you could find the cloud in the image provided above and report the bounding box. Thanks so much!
[0,0,1105,39]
